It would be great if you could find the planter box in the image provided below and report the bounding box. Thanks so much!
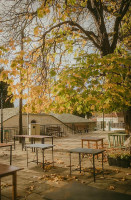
[117,158,121,167]
[108,157,117,166]
[120,159,130,168]
[108,156,130,168]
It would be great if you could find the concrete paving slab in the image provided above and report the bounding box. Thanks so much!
[25,193,44,200]
[44,181,131,200]
[1,195,9,200]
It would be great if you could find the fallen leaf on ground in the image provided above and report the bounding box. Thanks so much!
[99,176,104,179]
[113,179,119,182]
[109,185,115,190]
[121,177,126,181]
[30,185,34,191]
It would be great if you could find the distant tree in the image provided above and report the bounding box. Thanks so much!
[0,69,14,108]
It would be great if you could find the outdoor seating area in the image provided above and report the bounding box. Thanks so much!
[0,131,131,199]
[0,0,130,199]
[0,164,23,200]
[0,143,12,165]
[81,136,104,149]
[13,135,53,151]
[46,126,63,137]
[26,143,54,169]
[69,148,105,182]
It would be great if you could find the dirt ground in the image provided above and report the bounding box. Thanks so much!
[0,131,131,200]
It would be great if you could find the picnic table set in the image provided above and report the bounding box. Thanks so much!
[0,131,129,200]
[0,135,55,200]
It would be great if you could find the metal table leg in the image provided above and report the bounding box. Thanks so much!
[101,139,103,148]
[22,138,25,151]
[43,149,45,169]
[51,137,54,163]
[14,136,15,150]
[0,178,1,199]
[79,153,81,173]
[27,148,28,167]
[36,148,38,165]
[31,138,34,152]
[102,152,104,177]
[93,154,95,182]
[108,134,111,148]
[10,145,12,165]
[81,140,83,148]
[52,145,54,166]
[33,138,36,152]
[42,138,44,144]
[96,142,98,159]
[12,172,17,200]
[70,153,72,176]
[88,141,90,148]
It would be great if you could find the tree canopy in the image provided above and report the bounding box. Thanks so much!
[50,51,131,114]
[0,0,130,115]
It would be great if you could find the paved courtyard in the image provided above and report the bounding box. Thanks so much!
[0,131,131,200]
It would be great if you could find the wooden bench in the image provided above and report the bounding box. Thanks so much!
[46,126,63,137]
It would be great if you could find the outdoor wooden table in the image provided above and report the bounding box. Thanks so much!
[0,163,23,200]
[0,143,12,165]
[26,143,54,169]
[68,148,105,182]
[108,133,128,148]
[81,136,104,149]
[13,135,53,151]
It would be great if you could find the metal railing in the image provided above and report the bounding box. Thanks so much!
[0,124,72,142]
[111,122,125,128]
[1,127,18,142]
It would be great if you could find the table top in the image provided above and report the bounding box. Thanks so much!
[0,143,12,147]
[108,133,128,136]
[29,135,53,138]
[14,135,53,138]
[69,148,105,155]
[81,137,104,141]
[25,143,54,149]
[0,163,23,178]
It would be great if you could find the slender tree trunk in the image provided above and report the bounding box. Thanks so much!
[102,111,105,131]
[19,95,23,136]
[27,69,29,135]
[1,90,3,143]
[19,31,24,137]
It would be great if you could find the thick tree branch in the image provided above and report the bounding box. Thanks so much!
[87,0,110,55]
[111,0,130,51]
[42,20,100,49]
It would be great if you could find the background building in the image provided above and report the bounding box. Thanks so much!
[0,108,96,141]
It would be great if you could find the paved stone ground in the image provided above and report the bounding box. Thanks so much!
[0,131,131,200]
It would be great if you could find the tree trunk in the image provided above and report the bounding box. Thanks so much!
[124,107,131,135]
[19,30,24,139]
[19,96,23,136]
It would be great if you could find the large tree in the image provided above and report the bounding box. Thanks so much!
[0,0,130,132]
